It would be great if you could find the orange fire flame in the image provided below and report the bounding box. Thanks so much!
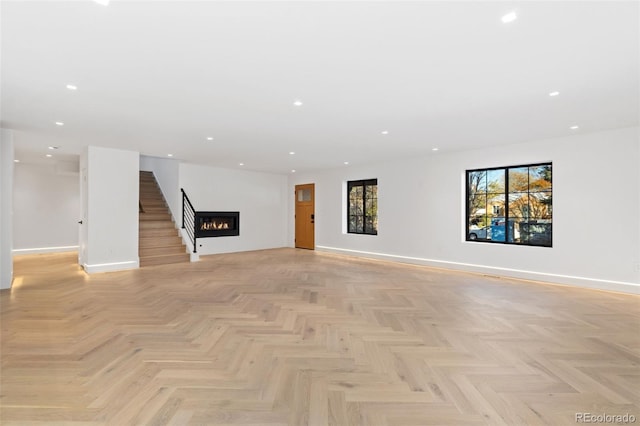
[201,221,230,230]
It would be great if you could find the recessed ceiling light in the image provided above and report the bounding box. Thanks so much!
[167,154,173,157]
[432,148,439,151]
[293,100,303,107]
[46,154,53,158]
[66,84,77,90]
[206,137,213,141]
[289,151,295,155]
[48,146,59,150]
[291,169,296,173]
[239,163,244,166]
[93,0,109,5]
[381,131,389,135]
[549,91,560,97]
[570,125,579,130]
[55,121,64,126]
[344,161,349,165]
[14,159,20,163]
[501,11,517,23]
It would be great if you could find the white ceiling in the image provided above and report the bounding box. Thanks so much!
[2,1,638,173]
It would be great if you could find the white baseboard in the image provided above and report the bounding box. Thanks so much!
[13,245,78,255]
[82,260,139,274]
[316,246,640,295]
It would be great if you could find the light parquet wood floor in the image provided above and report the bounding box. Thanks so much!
[1,249,639,425]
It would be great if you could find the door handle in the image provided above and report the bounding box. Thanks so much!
[78,220,83,224]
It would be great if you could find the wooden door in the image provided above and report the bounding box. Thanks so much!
[295,183,315,250]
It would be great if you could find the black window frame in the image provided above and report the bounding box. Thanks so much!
[466,162,552,247]
[347,179,378,235]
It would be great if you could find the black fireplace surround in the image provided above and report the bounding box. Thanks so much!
[195,211,240,238]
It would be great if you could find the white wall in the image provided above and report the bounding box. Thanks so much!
[13,163,79,253]
[288,127,640,293]
[0,129,14,289]
[140,155,180,224]
[81,146,139,273]
[180,163,288,254]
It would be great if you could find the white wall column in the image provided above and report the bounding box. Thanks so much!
[80,146,139,273]
[0,129,15,289]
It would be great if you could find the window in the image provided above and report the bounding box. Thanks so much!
[348,179,378,235]
[466,163,552,247]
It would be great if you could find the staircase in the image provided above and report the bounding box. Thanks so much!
[139,171,190,266]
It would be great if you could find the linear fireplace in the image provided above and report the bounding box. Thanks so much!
[195,211,240,238]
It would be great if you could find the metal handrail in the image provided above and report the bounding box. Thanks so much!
[181,188,197,253]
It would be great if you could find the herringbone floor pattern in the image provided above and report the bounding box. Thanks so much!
[1,249,639,425]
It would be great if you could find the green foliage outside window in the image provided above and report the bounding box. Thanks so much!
[467,164,552,246]
[348,179,378,235]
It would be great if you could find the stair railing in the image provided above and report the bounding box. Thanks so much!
[181,188,197,253]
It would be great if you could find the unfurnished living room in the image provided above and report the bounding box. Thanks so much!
[1,1,639,425]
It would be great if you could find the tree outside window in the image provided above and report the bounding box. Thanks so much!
[348,179,377,235]
[466,164,552,247]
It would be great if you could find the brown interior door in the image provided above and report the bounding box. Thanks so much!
[295,183,315,250]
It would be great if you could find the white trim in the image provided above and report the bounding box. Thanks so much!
[180,228,196,256]
[316,245,640,295]
[82,260,139,274]
[13,245,79,255]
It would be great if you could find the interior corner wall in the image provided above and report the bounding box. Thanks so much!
[288,127,640,294]
[13,163,80,253]
[179,163,288,254]
[83,146,139,273]
[0,129,14,289]
[139,155,180,224]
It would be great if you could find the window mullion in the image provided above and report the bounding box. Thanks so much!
[362,183,367,233]
[505,168,510,243]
